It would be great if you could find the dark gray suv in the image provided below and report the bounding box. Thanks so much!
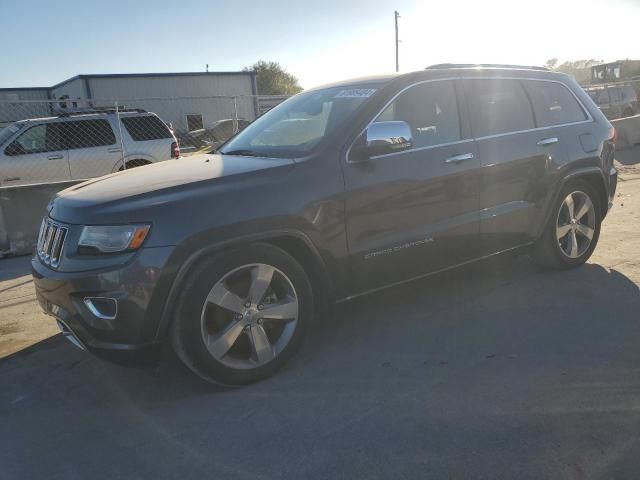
[33,65,618,385]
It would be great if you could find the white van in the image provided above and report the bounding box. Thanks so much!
[0,110,179,187]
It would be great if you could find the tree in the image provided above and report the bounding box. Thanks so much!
[545,59,603,84]
[243,60,303,95]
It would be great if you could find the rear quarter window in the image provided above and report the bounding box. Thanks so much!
[121,115,172,141]
[524,81,587,127]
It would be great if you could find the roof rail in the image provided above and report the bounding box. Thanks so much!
[425,63,549,71]
[57,107,147,118]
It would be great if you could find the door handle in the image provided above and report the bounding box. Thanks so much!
[108,148,122,153]
[47,154,64,160]
[445,153,474,164]
[3,177,20,182]
[537,137,558,146]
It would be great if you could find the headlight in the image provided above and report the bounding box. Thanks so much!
[78,224,150,253]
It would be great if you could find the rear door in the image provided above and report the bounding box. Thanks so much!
[0,123,70,186]
[64,119,121,179]
[343,79,481,293]
[463,78,566,255]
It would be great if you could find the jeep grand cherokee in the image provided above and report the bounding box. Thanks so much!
[33,65,617,385]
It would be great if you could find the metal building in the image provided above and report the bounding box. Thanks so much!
[1,71,258,132]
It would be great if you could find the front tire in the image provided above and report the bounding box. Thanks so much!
[534,180,602,269]
[171,243,313,385]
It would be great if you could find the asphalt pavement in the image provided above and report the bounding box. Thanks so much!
[2,153,640,479]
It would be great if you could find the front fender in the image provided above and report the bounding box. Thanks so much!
[152,228,331,341]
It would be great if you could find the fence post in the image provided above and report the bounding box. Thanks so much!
[114,100,127,170]
[232,97,239,134]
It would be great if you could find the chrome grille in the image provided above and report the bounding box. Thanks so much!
[37,217,68,268]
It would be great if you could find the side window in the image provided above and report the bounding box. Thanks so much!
[608,87,622,103]
[6,124,62,156]
[121,115,172,141]
[524,81,587,127]
[186,114,204,132]
[62,119,116,149]
[374,81,460,148]
[465,79,535,137]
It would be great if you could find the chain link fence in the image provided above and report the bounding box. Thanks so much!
[0,94,289,187]
[580,78,640,121]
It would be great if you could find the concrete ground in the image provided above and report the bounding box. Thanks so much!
[2,149,640,479]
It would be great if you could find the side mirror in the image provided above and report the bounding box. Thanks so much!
[5,141,25,156]
[351,121,413,161]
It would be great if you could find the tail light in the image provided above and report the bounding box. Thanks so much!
[171,141,180,158]
[609,126,617,144]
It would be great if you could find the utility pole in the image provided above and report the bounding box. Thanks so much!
[394,10,400,72]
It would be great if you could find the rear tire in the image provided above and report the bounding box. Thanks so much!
[534,180,601,269]
[171,243,313,385]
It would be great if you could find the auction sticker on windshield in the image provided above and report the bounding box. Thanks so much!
[334,89,377,98]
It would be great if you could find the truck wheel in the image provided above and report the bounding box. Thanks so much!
[171,243,313,385]
[534,180,601,269]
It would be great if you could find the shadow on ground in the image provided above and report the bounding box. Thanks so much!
[3,253,640,479]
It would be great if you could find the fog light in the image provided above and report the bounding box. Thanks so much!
[83,297,118,320]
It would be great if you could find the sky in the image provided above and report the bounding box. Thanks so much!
[1,0,639,90]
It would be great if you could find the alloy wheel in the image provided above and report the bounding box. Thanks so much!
[200,263,299,370]
[555,190,596,259]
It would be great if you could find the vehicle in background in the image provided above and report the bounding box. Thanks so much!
[176,119,250,153]
[0,110,179,187]
[585,84,638,119]
[33,65,617,385]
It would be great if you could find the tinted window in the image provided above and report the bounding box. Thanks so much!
[622,86,637,101]
[465,79,535,137]
[62,119,115,149]
[6,124,62,155]
[588,89,609,105]
[186,114,204,132]
[608,87,622,103]
[525,81,587,127]
[121,115,172,141]
[376,81,460,148]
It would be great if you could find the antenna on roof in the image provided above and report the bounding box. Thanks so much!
[206,64,209,72]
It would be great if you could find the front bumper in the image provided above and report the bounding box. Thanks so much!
[32,246,175,355]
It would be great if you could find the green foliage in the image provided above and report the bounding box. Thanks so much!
[545,58,603,83]
[243,60,303,96]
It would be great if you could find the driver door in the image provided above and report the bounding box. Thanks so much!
[0,123,70,187]
[342,80,481,293]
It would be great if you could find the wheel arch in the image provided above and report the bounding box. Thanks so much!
[154,230,332,341]
[110,153,156,172]
[535,167,609,240]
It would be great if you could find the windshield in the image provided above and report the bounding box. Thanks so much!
[220,85,380,158]
[0,124,21,146]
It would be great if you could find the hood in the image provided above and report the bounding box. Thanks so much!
[49,153,294,223]
[56,153,293,203]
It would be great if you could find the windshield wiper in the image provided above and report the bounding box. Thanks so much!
[221,149,263,157]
